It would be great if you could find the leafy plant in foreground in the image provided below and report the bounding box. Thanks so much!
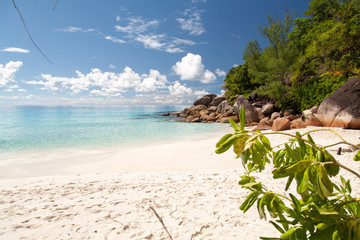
[216,107,360,239]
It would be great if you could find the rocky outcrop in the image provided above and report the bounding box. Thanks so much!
[210,96,226,107]
[216,100,233,114]
[317,77,360,129]
[193,94,217,107]
[233,96,260,124]
[165,93,337,129]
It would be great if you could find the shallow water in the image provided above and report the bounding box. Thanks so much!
[0,106,228,162]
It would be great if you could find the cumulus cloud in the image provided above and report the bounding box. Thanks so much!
[215,68,227,77]
[0,61,23,88]
[172,53,216,83]
[168,81,193,95]
[27,67,169,96]
[177,9,205,36]
[1,47,29,53]
[168,81,208,96]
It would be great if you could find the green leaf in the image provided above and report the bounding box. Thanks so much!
[233,137,248,155]
[229,117,242,132]
[270,220,285,234]
[298,167,310,193]
[260,135,272,151]
[245,135,259,151]
[285,175,295,191]
[281,227,298,239]
[240,106,246,130]
[215,135,239,154]
[320,166,334,197]
[258,195,267,219]
[307,133,315,145]
[284,160,312,174]
[240,191,260,212]
[354,149,360,161]
[332,230,341,240]
[285,144,300,161]
[216,133,233,148]
[289,194,301,213]
[316,222,332,230]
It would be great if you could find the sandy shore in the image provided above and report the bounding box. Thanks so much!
[0,127,359,239]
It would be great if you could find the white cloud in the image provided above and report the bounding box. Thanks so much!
[135,34,165,50]
[135,34,188,53]
[27,67,169,96]
[168,81,208,98]
[192,0,207,2]
[0,61,23,88]
[172,53,216,83]
[215,68,227,77]
[109,64,116,69]
[114,16,196,53]
[169,81,192,95]
[136,70,168,92]
[115,17,160,35]
[177,9,205,36]
[1,47,29,53]
[116,15,121,21]
[172,38,196,46]
[105,35,126,44]
[57,26,96,33]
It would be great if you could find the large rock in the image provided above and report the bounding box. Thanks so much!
[261,103,275,116]
[216,100,233,114]
[301,110,323,127]
[210,96,226,107]
[193,94,217,107]
[272,118,291,131]
[233,95,260,123]
[291,119,308,129]
[317,77,360,129]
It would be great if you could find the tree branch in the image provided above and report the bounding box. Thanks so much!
[12,0,53,64]
[52,0,60,10]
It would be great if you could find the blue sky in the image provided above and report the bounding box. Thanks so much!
[0,0,310,107]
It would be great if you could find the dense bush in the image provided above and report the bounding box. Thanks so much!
[279,75,347,111]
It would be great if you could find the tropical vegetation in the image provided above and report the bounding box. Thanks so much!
[223,0,360,112]
[216,107,360,239]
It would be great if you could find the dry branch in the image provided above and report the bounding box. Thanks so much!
[149,205,174,240]
[12,0,53,64]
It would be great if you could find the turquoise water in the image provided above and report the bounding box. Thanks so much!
[0,106,228,161]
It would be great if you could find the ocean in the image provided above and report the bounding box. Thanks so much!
[0,106,228,162]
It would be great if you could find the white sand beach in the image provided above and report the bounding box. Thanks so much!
[0,127,359,240]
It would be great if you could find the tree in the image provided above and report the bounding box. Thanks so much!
[223,63,255,102]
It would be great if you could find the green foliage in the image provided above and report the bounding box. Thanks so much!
[223,63,255,103]
[279,75,347,111]
[216,107,360,239]
[223,0,360,112]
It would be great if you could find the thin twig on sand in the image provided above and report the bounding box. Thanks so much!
[149,204,174,240]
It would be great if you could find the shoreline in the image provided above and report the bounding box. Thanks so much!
[0,124,233,179]
[0,126,359,239]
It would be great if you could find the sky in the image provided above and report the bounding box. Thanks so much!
[0,0,310,108]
